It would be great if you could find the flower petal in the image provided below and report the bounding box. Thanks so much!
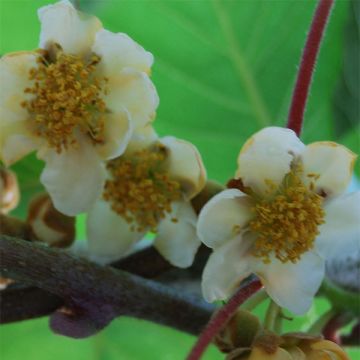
[96,108,133,160]
[92,29,153,75]
[255,251,325,315]
[316,192,360,260]
[125,125,159,154]
[236,127,305,194]
[197,189,254,249]
[160,136,207,200]
[301,142,357,197]
[201,235,254,302]
[249,347,293,360]
[38,0,102,56]
[1,133,37,166]
[105,68,159,130]
[39,138,106,216]
[86,199,144,264]
[0,52,38,125]
[154,200,201,268]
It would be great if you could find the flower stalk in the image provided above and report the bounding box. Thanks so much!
[186,279,263,360]
[287,0,335,136]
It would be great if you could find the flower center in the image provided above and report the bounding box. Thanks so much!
[21,44,108,153]
[249,163,325,263]
[103,143,182,232]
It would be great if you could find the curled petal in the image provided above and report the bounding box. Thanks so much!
[38,0,102,56]
[39,138,106,216]
[0,52,38,125]
[160,136,206,200]
[316,192,360,260]
[86,200,144,264]
[154,200,201,268]
[197,189,253,249]
[302,340,349,360]
[201,235,254,303]
[92,29,153,75]
[255,251,325,315]
[96,108,133,160]
[236,127,305,194]
[105,68,159,130]
[249,347,293,360]
[301,142,357,197]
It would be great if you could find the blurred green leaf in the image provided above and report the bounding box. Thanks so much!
[333,0,359,137]
[91,0,351,183]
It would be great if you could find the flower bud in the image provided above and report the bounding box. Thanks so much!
[27,193,75,247]
[214,310,261,353]
[0,167,20,214]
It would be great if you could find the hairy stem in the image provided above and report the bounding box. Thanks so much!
[186,279,263,360]
[287,0,334,136]
[0,243,210,325]
[0,236,213,336]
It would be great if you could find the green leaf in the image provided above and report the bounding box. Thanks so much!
[85,0,350,184]
[333,0,360,137]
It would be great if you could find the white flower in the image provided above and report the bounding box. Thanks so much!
[85,128,207,268]
[197,127,359,315]
[0,0,159,215]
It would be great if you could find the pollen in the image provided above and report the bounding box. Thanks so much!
[249,163,325,264]
[103,143,182,232]
[21,45,108,152]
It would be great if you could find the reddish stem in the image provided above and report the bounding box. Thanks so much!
[186,279,263,360]
[287,0,334,136]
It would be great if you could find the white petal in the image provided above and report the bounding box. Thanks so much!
[125,125,159,154]
[301,142,357,197]
[160,136,207,200]
[316,192,360,260]
[39,139,106,216]
[38,0,102,56]
[255,251,325,315]
[96,108,133,160]
[1,133,37,166]
[92,29,153,75]
[201,235,255,302]
[0,52,38,124]
[197,189,254,249]
[105,68,159,130]
[86,199,144,264]
[236,127,305,194]
[154,200,201,268]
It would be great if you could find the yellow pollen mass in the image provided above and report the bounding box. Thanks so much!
[21,45,108,152]
[249,163,325,264]
[103,144,182,232]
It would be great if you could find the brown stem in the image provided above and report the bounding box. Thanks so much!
[187,279,263,360]
[0,236,213,336]
[287,0,334,136]
[0,244,210,325]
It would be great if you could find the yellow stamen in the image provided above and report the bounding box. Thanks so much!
[103,143,182,232]
[21,45,108,152]
[249,163,325,263]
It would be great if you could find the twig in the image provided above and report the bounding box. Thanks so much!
[0,236,213,337]
[287,0,334,136]
[0,244,210,325]
[186,279,263,360]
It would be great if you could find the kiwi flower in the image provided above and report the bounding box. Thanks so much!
[0,0,158,215]
[86,127,206,267]
[197,127,359,315]
[85,128,206,267]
